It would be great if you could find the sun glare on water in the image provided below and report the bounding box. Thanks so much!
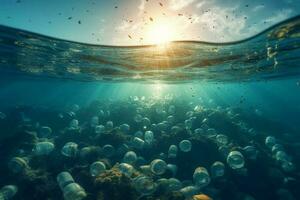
[146,21,176,45]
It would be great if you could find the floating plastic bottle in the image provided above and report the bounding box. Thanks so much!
[144,131,154,145]
[0,185,18,200]
[265,136,276,149]
[193,167,211,187]
[8,157,28,173]
[167,178,182,191]
[39,126,52,138]
[133,175,156,195]
[102,144,115,157]
[180,186,200,198]
[61,142,78,157]
[120,123,130,133]
[216,134,228,146]
[179,140,192,152]
[90,161,106,176]
[57,172,86,200]
[123,151,137,164]
[33,141,55,156]
[227,151,245,169]
[90,116,99,127]
[105,121,113,131]
[69,119,79,130]
[95,125,105,134]
[210,161,225,178]
[168,145,178,158]
[132,137,145,149]
[118,163,134,177]
[243,146,258,160]
[150,159,167,175]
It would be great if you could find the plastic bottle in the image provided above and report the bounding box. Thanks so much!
[33,141,55,156]
[180,186,200,198]
[167,178,182,191]
[118,163,134,177]
[39,126,52,138]
[123,151,137,164]
[102,144,115,157]
[167,164,178,176]
[265,136,276,149]
[210,161,225,178]
[216,134,228,146]
[0,185,18,200]
[8,157,29,174]
[179,140,192,152]
[90,116,99,127]
[227,151,245,169]
[69,119,79,130]
[150,159,167,175]
[57,172,75,190]
[133,176,156,195]
[142,117,151,127]
[193,167,211,187]
[120,124,130,133]
[57,172,86,200]
[168,145,178,158]
[90,161,106,177]
[132,137,145,149]
[243,146,258,160]
[144,131,154,145]
[105,121,113,131]
[95,125,105,134]
[61,142,78,157]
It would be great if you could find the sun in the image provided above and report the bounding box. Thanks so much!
[146,21,176,45]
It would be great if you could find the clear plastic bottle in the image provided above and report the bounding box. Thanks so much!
[150,159,167,175]
[180,186,200,198]
[243,146,258,160]
[167,164,178,176]
[69,119,79,130]
[123,151,137,164]
[57,172,75,190]
[216,134,229,146]
[210,161,225,178]
[8,157,29,174]
[90,161,106,177]
[33,141,55,156]
[120,124,130,133]
[132,137,145,149]
[118,163,134,177]
[227,151,245,169]
[193,167,211,187]
[95,125,105,134]
[144,131,154,145]
[168,145,178,158]
[0,185,18,200]
[39,126,52,138]
[265,136,276,149]
[61,142,78,157]
[105,121,113,131]
[167,178,182,191]
[62,183,87,200]
[102,144,115,157]
[179,140,192,152]
[133,175,156,195]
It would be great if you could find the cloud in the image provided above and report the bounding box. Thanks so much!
[252,5,265,12]
[169,0,196,11]
[264,9,293,23]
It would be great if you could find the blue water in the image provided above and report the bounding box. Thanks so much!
[0,16,299,200]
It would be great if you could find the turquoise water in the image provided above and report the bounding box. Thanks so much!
[0,16,299,200]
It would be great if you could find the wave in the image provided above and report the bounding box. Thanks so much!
[0,15,300,83]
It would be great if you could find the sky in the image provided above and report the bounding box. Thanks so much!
[0,0,299,45]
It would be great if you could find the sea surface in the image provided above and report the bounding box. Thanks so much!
[0,16,299,200]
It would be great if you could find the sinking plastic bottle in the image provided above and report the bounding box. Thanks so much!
[119,163,134,177]
[69,119,79,130]
[144,131,154,145]
[0,185,18,200]
[61,142,78,157]
[216,134,229,146]
[168,145,178,158]
[167,178,182,191]
[90,116,99,127]
[180,186,200,198]
[95,125,105,134]
[8,157,29,174]
[57,172,87,200]
[102,144,115,157]
[150,159,167,175]
[105,121,113,131]
[90,161,106,176]
[123,151,137,164]
[227,151,245,169]
[120,123,130,133]
[179,140,192,152]
[265,136,276,149]
[243,146,258,160]
[132,137,145,149]
[193,167,211,187]
[33,141,55,156]
[210,161,225,178]
[133,175,156,195]
[39,126,52,138]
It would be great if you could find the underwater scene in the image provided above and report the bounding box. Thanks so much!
[0,0,300,200]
